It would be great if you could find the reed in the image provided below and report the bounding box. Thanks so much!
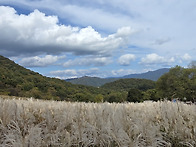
[0,96,195,147]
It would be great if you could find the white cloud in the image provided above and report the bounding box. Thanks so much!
[0,6,133,57]
[50,68,100,79]
[0,0,138,32]
[19,55,65,67]
[111,69,136,77]
[63,56,112,67]
[140,53,175,66]
[181,53,192,61]
[1,1,196,59]
[118,54,136,66]
[50,68,137,79]
[1,1,196,78]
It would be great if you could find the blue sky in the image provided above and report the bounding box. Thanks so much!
[0,0,195,79]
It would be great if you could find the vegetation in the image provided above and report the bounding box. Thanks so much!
[101,79,155,103]
[127,88,143,102]
[0,96,195,146]
[0,55,107,101]
[0,55,156,102]
[67,76,118,87]
[0,55,196,146]
[0,55,195,103]
[156,66,196,102]
[101,78,155,92]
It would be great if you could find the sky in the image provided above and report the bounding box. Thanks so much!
[0,0,195,79]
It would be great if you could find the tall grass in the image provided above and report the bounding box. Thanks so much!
[0,96,195,147]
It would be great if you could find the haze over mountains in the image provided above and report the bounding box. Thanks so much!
[66,68,170,87]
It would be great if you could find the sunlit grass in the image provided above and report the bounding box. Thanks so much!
[0,96,195,147]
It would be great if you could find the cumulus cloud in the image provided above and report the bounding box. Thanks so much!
[0,6,133,57]
[1,1,195,78]
[63,56,112,67]
[140,53,175,66]
[19,55,65,67]
[118,54,136,66]
[1,0,196,58]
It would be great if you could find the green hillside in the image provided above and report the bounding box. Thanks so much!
[0,55,106,101]
[67,76,118,87]
[101,78,155,91]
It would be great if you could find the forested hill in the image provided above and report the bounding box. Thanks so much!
[0,55,105,101]
[66,76,118,87]
[101,78,155,92]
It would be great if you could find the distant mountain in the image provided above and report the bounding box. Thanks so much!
[67,68,170,87]
[66,76,118,87]
[122,68,170,81]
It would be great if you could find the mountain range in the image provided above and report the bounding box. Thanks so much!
[66,68,170,87]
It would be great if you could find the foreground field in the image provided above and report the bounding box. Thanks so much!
[0,96,196,147]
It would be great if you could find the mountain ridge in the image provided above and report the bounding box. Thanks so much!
[122,68,170,80]
[66,68,170,87]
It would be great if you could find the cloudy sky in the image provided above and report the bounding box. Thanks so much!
[0,0,195,79]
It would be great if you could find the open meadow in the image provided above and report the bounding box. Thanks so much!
[0,96,196,147]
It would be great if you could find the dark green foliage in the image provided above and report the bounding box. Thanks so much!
[127,89,143,102]
[143,89,159,101]
[104,91,127,103]
[101,78,155,92]
[156,66,196,102]
[67,76,118,87]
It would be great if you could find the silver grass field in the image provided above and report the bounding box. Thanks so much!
[0,96,196,147]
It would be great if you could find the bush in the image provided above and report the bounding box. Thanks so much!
[127,88,143,102]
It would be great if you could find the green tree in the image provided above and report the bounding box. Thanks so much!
[29,87,43,99]
[156,66,196,102]
[143,89,159,101]
[127,89,143,102]
[105,92,127,103]
[95,94,104,102]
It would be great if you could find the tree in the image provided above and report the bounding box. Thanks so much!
[95,94,104,103]
[29,87,43,99]
[156,66,196,102]
[127,89,143,102]
[143,89,159,101]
